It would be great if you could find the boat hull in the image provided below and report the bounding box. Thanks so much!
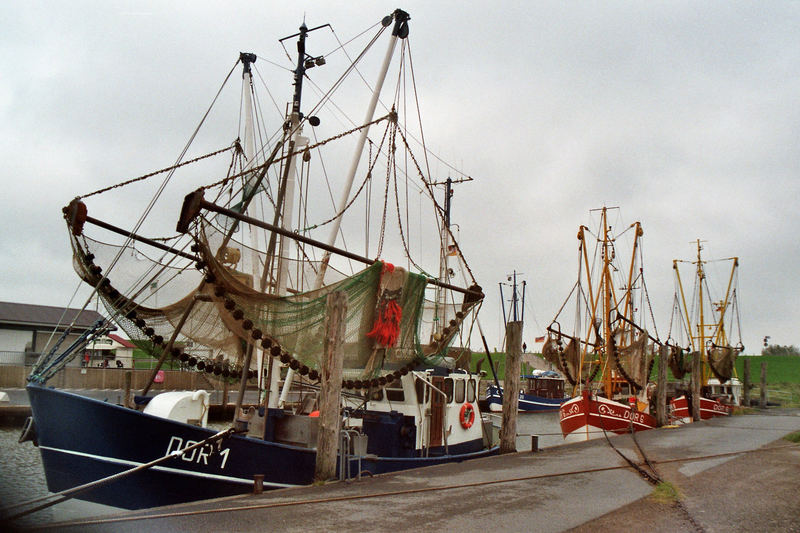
[559,393,656,442]
[27,384,496,509]
[486,385,566,413]
[670,395,732,422]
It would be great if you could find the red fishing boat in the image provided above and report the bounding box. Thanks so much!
[545,207,659,442]
[560,390,657,442]
[666,240,743,423]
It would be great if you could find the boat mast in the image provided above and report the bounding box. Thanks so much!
[269,21,329,409]
[500,270,525,326]
[620,222,643,346]
[713,255,739,347]
[430,175,472,339]
[313,9,410,286]
[437,177,454,338]
[261,22,326,295]
[238,52,262,405]
[695,239,708,386]
[281,10,409,405]
[601,207,614,397]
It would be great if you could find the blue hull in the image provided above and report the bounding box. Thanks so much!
[486,385,566,412]
[27,384,496,509]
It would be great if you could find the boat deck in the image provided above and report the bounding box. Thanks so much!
[35,409,800,533]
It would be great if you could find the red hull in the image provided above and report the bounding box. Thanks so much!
[670,395,732,421]
[559,392,657,441]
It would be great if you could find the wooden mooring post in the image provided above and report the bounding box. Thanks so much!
[656,344,668,426]
[760,361,767,408]
[123,371,132,409]
[691,351,701,422]
[499,321,522,454]
[314,291,347,482]
[743,358,751,407]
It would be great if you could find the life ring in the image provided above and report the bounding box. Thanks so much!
[459,402,475,429]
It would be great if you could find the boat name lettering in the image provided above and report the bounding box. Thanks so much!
[598,403,646,423]
[560,403,580,420]
[166,436,231,469]
[712,402,729,413]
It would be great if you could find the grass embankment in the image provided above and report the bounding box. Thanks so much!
[132,348,182,370]
[784,431,800,443]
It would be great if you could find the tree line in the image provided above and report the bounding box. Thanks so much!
[761,344,800,357]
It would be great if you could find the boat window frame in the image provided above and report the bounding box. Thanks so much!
[443,378,454,403]
[385,380,405,402]
[467,379,476,403]
[414,375,431,404]
[455,379,465,404]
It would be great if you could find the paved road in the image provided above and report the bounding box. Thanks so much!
[26,409,800,533]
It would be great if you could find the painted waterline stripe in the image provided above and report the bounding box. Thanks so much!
[38,446,298,488]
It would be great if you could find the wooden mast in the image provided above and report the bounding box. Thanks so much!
[601,207,614,398]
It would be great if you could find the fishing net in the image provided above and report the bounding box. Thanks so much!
[667,345,690,379]
[58,209,481,386]
[708,345,738,383]
[610,329,654,391]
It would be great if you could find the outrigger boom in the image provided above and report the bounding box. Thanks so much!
[177,189,483,298]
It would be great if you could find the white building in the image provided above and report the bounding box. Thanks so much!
[0,301,113,367]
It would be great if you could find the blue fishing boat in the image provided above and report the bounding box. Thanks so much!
[21,10,497,511]
[486,371,567,412]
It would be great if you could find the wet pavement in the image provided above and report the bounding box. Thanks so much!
[21,409,800,533]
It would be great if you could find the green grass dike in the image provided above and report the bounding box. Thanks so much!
[784,431,800,443]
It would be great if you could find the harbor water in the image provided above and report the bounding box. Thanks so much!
[0,409,562,526]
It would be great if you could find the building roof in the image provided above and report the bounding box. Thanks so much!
[108,333,136,349]
[0,301,108,330]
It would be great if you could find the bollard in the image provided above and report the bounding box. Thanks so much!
[253,474,264,494]
[531,435,539,452]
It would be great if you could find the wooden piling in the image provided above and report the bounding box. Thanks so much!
[743,358,751,407]
[691,350,701,422]
[499,321,522,454]
[656,344,668,426]
[314,291,347,482]
[760,361,767,408]
[124,371,132,409]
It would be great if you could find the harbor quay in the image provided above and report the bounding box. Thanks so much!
[32,410,800,533]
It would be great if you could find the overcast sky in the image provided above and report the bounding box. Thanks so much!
[1,1,797,355]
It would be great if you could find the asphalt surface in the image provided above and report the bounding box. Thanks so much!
[13,409,800,533]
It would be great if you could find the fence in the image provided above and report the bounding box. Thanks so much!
[0,364,218,390]
[0,351,34,366]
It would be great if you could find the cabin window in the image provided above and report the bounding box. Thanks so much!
[414,377,429,404]
[455,379,465,403]
[386,382,404,402]
[467,379,476,403]
[444,378,454,403]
